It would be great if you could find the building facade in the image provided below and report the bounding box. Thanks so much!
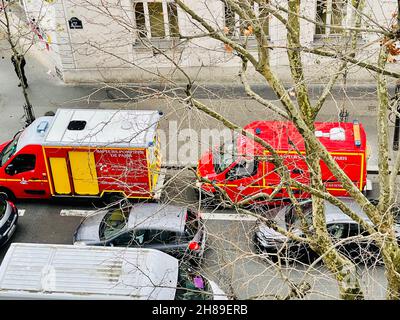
[21,0,400,84]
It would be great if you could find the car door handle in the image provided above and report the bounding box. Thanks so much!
[30,178,40,181]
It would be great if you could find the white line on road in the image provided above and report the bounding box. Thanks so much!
[59,209,257,221]
[60,209,97,217]
[17,209,25,217]
[201,212,257,222]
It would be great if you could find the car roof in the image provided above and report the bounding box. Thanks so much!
[128,203,187,232]
[323,198,371,224]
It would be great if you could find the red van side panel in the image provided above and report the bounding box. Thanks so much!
[43,147,151,198]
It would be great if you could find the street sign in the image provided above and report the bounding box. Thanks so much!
[68,17,83,29]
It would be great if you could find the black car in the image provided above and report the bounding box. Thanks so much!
[0,196,18,247]
[253,198,400,264]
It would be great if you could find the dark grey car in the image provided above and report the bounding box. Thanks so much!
[0,197,18,247]
[253,198,400,264]
[73,203,206,262]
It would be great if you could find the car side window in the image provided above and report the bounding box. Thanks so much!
[286,201,313,229]
[6,154,36,175]
[327,223,347,239]
[148,229,178,245]
[226,159,258,180]
[112,230,135,246]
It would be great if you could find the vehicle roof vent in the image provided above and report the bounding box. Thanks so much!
[67,120,87,131]
[37,121,49,134]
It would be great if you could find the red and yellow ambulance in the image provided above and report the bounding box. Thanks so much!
[197,120,367,204]
[0,109,163,201]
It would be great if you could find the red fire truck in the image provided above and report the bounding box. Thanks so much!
[197,120,367,204]
[0,109,163,201]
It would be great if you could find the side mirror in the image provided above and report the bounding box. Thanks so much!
[5,164,15,176]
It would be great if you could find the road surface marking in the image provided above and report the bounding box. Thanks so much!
[18,209,25,217]
[61,210,257,221]
[201,212,257,222]
[60,209,98,217]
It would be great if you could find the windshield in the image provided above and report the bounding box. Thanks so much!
[213,141,238,174]
[0,200,6,220]
[99,208,129,240]
[175,265,213,300]
[0,132,22,167]
[288,201,313,230]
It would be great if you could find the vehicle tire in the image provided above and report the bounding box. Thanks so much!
[0,188,16,202]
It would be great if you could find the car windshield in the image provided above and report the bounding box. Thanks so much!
[175,265,213,300]
[0,200,6,220]
[99,208,129,240]
[289,201,313,229]
[213,141,238,174]
[0,132,22,167]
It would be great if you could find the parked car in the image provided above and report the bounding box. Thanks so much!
[0,243,228,300]
[73,203,206,263]
[0,194,18,247]
[253,198,400,264]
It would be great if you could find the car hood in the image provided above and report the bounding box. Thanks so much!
[256,223,303,241]
[74,211,108,243]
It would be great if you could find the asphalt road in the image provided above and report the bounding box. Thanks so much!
[0,171,388,300]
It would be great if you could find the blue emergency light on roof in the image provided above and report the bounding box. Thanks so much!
[255,128,261,135]
[353,120,361,147]
[37,121,49,134]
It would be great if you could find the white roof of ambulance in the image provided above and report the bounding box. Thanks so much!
[0,243,179,300]
[42,109,162,148]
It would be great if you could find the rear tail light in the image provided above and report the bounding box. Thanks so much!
[189,241,200,251]
[8,201,16,211]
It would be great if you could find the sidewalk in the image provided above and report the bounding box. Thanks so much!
[0,36,393,173]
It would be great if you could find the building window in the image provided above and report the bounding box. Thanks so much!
[316,0,347,36]
[223,1,269,38]
[133,0,179,39]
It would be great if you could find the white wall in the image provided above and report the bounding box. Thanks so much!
[23,0,400,83]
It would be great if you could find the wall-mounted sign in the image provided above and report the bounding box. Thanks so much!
[68,17,83,29]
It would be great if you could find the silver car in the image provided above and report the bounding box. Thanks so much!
[0,197,18,247]
[253,198,400,264]
[73,203,206,263]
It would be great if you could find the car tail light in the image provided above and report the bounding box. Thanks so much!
[189,241,200,251]
[8,201,16,212]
